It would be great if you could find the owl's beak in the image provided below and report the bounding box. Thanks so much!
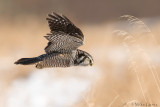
[90,62,93,66]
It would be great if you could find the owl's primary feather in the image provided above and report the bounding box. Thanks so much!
[46,12,84,40]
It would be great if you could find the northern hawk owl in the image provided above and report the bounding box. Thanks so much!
[15,12,93,69]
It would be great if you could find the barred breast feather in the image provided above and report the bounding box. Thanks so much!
[35,51,76,69]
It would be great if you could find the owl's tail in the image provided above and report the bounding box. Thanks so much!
[14,57,40,65]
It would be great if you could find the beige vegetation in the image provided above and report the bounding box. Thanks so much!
[0,15,160,107]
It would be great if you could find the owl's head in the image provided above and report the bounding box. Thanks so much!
[74,50,94,66]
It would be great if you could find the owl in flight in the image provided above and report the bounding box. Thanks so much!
[14,12,93,69]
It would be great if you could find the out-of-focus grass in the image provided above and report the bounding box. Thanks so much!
[0,16,160,107]
[76,17,160,107]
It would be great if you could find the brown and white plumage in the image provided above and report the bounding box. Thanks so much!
[47,12,84,40]
[15,12,93,69]
[44,31,83,53]
[45,13,84,53]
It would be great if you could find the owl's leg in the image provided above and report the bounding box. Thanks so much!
[35,64,43,69]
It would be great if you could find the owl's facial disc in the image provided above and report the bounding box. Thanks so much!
[77,53,93,66]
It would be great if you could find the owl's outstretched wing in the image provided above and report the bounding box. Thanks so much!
[44,12,84,53]
[44,31,83,53]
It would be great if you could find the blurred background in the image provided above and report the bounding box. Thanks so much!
[1,0,160,107]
